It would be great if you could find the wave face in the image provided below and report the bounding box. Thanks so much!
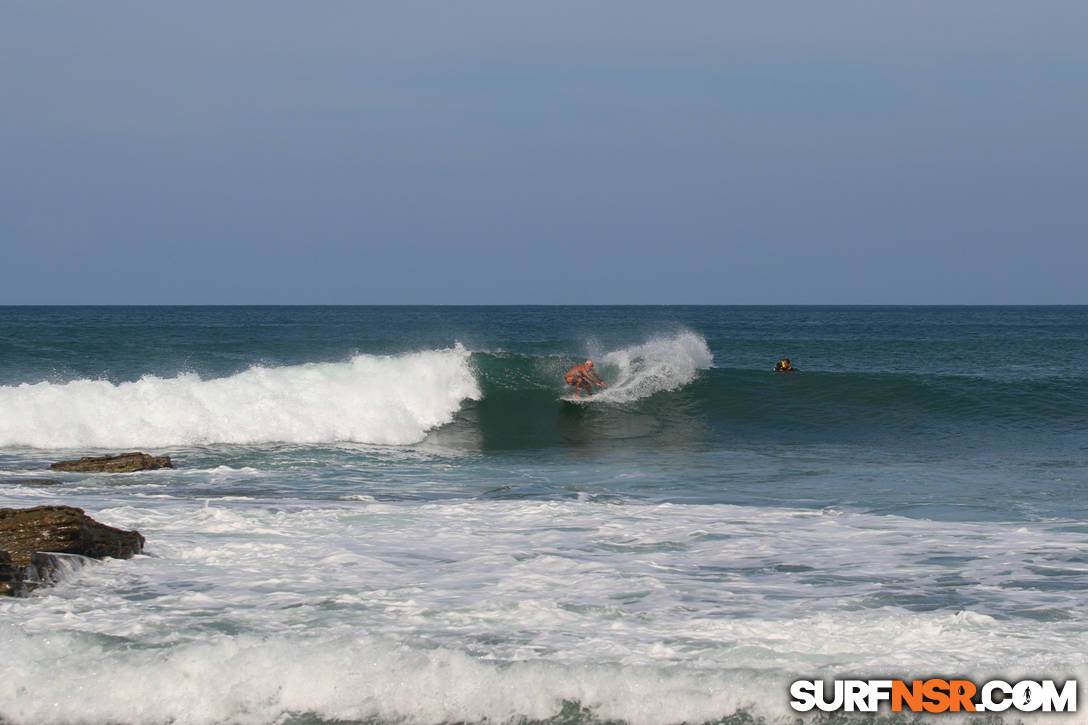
[0,346,479,448]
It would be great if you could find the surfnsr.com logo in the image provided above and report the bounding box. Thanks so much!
[790,679,1077,714]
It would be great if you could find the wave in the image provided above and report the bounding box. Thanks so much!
[696,367,1088,436]
[3,327,1076,453]
[1,626,1078,725]
[471,331,714,402]
[0,333,714,452]
[460,337,1083,452]
[0,629,791,725]
[0,346,480,449]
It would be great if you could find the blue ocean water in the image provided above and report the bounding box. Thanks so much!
[1,306,1086,725]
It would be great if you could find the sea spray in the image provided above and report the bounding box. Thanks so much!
[592,331,714,403]
[0,345,480,448]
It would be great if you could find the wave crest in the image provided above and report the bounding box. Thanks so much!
[0,346,480,449]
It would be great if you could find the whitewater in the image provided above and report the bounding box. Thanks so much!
[0,345,480,448]
[2,306,1087,725]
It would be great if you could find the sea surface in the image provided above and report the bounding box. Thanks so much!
[1,306,1086,725]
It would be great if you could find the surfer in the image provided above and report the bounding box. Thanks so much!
[565,360,606,398]
[774,358,795,372]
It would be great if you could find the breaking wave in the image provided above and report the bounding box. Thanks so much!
[0,346,480,449]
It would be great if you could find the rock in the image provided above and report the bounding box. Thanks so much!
[1,551,91,597]
[50,452,173,473]
[0,505,146,564]
[0,506,145,597]
[0,550,22,597]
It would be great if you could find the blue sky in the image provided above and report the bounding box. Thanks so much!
[2,2,1085,304]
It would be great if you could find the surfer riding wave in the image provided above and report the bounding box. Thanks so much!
[564,360,606,399]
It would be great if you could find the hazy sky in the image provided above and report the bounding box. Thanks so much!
[3,2,1086,304]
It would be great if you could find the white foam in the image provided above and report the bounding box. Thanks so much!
[0,346,480,448]
[0,628,796,725]
[3,496,1086,724]
[1,609,1082,725]
[582,332,713,403]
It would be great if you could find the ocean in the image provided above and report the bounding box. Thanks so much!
[1,305,1086,725]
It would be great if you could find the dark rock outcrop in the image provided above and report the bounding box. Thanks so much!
[0,550,20,596]
[1,551,91,597]
[50,452,173,473]
[0,506,145,597]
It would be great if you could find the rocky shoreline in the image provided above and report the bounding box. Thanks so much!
[0,506,146,596]
[1,452,163,597]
